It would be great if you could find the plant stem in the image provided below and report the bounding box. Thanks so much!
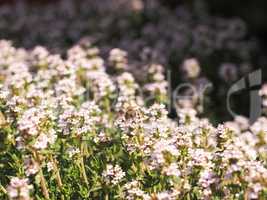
[50,156,63,188]
[105,193,109,200]
[50,156,65,200]
[39,168,50,199]
[80,141,89,187]
[35,153,50,199]
[0,184,7,194]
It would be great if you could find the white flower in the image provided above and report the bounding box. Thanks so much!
[7,177,33,200]
[259,84,267,96]
[123,180,149,200]
[108,48,128,69]
[177,108,197,124]
[33,134,49,149]
[182,58,201,79]
[117,72,138,97]
[47,162,54,172]
[24,157,39,176]
[67,147,80,158]
[199,169,216,189]
[102,164,125,185]
[250,117,267,134]
[154,191,177,200]
[163,163,181,177]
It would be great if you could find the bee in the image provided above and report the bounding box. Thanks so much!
[125,106,138,119]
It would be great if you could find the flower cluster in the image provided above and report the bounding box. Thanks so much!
[6,178,32,200]
[102,164,125,185]
[0,0,264,120]
[0,40,267,200]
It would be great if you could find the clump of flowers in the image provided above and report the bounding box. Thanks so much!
[1,40,267,200]
[102,164,125,185]
[0,0,263,121]
[108,48,128,71]
[182,58,201,79]
[6,177,33,200]
[144,64,168,103]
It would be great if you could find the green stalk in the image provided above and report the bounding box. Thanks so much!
[0,184,7,194]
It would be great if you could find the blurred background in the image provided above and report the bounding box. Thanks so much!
[0,0,266,123]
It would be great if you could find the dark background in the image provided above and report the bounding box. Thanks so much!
[0,0,266,61]
[161,0,267,51]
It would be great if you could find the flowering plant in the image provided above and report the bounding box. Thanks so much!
[0,40,267,200]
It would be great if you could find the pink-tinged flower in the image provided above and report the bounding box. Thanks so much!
[102,164,125,185]
[24,157,39,176]
[7,177,33,200]
[108,48,128,70]
[182,58,201,79]
[163,163,181,177]
[259,84,267,96]
[33,134,49,149]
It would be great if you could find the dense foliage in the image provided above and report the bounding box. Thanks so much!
[0,40,267,199]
